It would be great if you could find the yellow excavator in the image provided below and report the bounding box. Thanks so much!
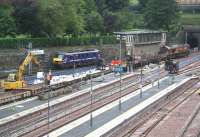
[1,52,40,90]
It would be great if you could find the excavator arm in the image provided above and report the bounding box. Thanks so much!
[17,52,40,81]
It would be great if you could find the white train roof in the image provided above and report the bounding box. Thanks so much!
[58,49,99,55]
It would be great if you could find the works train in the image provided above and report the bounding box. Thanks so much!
[53,49,102,68]
[52,44,190,70]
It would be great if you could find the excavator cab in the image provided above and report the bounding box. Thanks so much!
[7,73,17,82]
[3,73,26,90]
[3,80,25,90]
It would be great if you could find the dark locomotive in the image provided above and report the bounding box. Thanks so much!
[165,59,179,74]
[161,44,190,74]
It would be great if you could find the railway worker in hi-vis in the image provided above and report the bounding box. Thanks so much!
[46,70,52,85]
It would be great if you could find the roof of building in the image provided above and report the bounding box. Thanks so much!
[182,25,200,32]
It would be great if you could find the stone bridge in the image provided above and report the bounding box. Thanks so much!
[177,0,200,11]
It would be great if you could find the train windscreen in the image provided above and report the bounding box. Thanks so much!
[58,54,64,60]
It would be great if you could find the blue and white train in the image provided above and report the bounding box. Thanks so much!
[53,49,102,68]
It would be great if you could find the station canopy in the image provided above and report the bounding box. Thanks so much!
[113,29,165,36]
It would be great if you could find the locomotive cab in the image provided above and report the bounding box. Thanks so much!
[165,59,179,74]
[53,53,64,64]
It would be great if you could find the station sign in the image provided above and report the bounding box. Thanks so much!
[30,49,44,55]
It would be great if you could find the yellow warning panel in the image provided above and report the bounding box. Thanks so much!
[196,89,200,95]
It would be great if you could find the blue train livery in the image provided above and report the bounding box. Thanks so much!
[53,49,102,68]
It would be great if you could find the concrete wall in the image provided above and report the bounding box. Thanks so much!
[134,44,160,56]
[0,44,122,71]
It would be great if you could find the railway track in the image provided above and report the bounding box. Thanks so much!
[0,59,199,137]
[0,70,166,137]
[0,53,199,106]
[178,101,200,137]
[0,69,196,137]
[0,69,112,105]
[103,78,200,137]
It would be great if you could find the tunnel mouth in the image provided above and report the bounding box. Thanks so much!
[187,33,199,49]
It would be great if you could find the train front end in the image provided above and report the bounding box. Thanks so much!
[53,53,65,68]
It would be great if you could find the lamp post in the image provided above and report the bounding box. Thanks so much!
[116,35,126,110]
[80,76,83,90]
[119,36,122,110]
[140,56,143,99]
[119,35,125,110]
[185,32,188,44]
[158,56,160,89]
[119,71,122,110]
[28,42,32,75]
[73,54,75,78]
[46,70,52,130]
[90,75,93,127]
[48,85,50,129]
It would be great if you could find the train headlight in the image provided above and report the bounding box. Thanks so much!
[53,58,63,64]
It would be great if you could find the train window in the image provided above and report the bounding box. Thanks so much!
[58,54,64,59]
[82,53,86,58]
[93,53,97,58]
[84,53,87,58]
[66,55,72,61]
[89,53,92,58]
[64,56,68,61]
[69,55,74,61]
[98,53,101,59]
[90,53,93,58]
[87,53,90,58]
[86,53,90,58]
[77,54,80,60]
[80,53,84,60]
[73,54,78,60]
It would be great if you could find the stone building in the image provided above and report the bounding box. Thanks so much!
[114,30,167,59]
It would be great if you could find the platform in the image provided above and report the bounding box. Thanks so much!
[47,74,192,137]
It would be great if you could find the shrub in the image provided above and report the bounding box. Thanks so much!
[0,35,117,49]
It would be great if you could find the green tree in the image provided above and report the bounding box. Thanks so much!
[85,11,104,34]
[143,0,179,31]
[138,0,149,10]
[37,0,66,37]
[103,10,135,33]
[0,3,16,37]
[84,0,104,34]
[59,0,85,36]
[105,0,129,12]
[95,0,130,13]
[95,0,107,14]
[95,0,133,33]
[13,1,41,37]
